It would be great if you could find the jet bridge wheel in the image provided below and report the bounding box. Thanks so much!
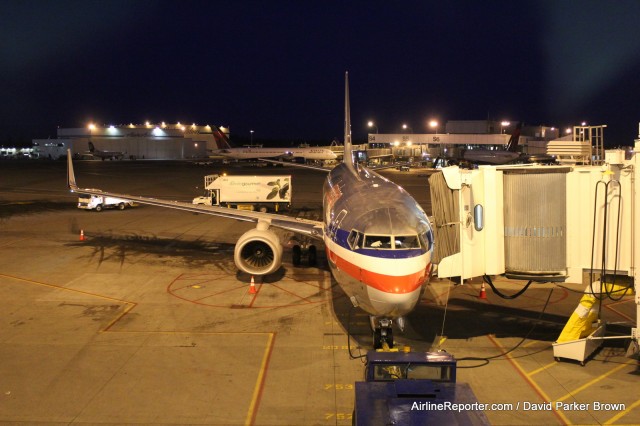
[118,203,125,210]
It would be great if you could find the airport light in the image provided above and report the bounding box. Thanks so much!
[500,121,510,134]
[566,128,572,134]
[429,120,438,134]
[88,123,96,130]
[368,121,378,134]
[393,141,400,147]
[402,123,413,133]
[250,130,254,144]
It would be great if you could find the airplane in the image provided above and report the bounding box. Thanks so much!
[84,141,126,161]
[211,127,337,163]
[67,73,434,349]
[440,123,555,167]
[220,146,338,163]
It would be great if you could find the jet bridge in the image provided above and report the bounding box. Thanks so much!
[429,136,640,364]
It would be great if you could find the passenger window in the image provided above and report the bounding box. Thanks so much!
[364,235,392,249]
[394,235,420,249]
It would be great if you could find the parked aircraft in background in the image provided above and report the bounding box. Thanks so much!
[210,127,337,164]
[84,142,125,161]
[67,73,434,349]
[220,146,337,163]
[438,123,556,167]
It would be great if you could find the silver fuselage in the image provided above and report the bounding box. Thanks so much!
[322,162,434,318]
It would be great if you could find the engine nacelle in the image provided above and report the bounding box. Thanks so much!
[234,226,283,276]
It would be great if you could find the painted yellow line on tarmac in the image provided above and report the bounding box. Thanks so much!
[0,238,29,248]
[3,272,279,424]
[489,335,571,425]
[0,273,134,305]
[528,360,558,377]
[245,332,276,426]
[556,362,634,402]
[604,397,640,425]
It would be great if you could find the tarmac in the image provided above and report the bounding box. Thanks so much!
[0,159,638,425]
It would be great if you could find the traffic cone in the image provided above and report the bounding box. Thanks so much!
[80,230,85,241]
[249,276,257,294]
[479,282,487,299]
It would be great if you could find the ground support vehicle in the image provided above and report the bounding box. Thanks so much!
[192,174,291,213]
[353,350,489,425]
[77,194,133,211]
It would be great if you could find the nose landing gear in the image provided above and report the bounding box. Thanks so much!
[371,317,394,350]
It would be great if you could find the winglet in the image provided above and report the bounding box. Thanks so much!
[67,149,78,191]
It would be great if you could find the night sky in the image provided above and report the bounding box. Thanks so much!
[2,0,640,147]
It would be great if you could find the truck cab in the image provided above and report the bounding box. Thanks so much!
[353,350,489,425]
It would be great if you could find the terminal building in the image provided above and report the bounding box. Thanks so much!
[363,120,563,165]
[32,122,228,160]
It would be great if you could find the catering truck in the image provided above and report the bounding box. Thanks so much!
[77,193,133,211]
[192,174,291,212]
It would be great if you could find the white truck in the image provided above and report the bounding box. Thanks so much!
[192,174,291,212]
[77,193,133,212]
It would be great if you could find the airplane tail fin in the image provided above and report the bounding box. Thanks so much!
[212,126,233,149]
[88,141,96,152]
[343,72,356,173]
[506,122,522,152]
[67,150,78,191]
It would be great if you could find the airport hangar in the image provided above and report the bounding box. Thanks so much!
[32,122,229,160]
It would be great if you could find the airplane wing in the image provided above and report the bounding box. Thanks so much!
[367,162,411,171]
[258,158,332,172]
[67,151,324,239]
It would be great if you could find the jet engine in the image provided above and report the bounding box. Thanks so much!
[234,222,283,276]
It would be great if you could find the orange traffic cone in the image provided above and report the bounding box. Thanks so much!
[80,230,85,241]
[249,276,257,294]
[479,282,487,299]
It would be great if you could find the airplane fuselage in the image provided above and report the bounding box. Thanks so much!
[322,162,434,318]
[221,147,337,161]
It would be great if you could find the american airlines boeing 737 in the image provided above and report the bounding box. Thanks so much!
[67,73,434,348]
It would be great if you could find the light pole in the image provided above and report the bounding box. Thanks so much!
[367,121,378,134]
[500,121,510,134]
[250,130,254,145]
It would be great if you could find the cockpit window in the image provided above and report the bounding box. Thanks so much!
[394,235,420,249]
[364,235,392,249]
[350,232,426,251]
[419,230,434,251]
[347,230,363,249]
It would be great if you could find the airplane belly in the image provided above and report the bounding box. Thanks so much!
[366,286,421,317]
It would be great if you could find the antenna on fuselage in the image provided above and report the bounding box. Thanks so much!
[343,72,358,176]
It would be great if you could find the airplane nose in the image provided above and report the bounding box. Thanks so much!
[367,286,421,317]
